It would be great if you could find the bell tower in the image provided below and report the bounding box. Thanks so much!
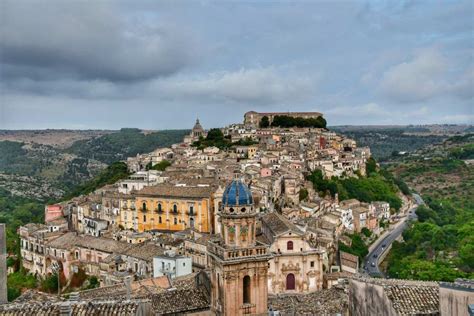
[208,178,271,316]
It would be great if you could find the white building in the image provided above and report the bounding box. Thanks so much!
[153,251,192,279]
[117,170,166,194]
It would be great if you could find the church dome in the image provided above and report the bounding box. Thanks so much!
[222,179,253,207]
[192,118,204,132]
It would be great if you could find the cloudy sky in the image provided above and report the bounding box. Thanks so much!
[0,0,472,129]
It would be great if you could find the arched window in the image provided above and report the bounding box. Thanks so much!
[190,217,195,228]
[174,218,177,225]
[158,203,162,212]
[142,202,147,211]
[286,273,295,290]
[173,204,178,213]
[287,241,293,250]
[229,207,234,213]
[241,208,246,213]
[243,275,251,304]
[159,216,162,224]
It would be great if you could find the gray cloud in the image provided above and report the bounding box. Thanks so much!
[148,67,317,105]
[378,48,449,102]
[0,1,472,129]
[0,1,194,82]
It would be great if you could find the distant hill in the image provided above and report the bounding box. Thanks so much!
[0,128,189,200]
[331,127,446,161]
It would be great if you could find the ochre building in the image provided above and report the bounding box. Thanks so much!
[118,185,215,233]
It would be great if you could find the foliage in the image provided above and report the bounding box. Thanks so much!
[307,168,402,210]
[62,161,130,200]
[148,160,171,171]
[361,227,372,237]
[86,276,99,289]
[259,116,270,128]
[0,188,44,254]
[299,188,308,201]
[449,143,474,160]
[330,127,445,161]
[386,137,474,281]
[192,128,231,149]
[270,115,327,128]
[7,270,37,301]
[338,233,368,263]
[233,137,259,146]
[192,129,257,149]
[366,157,377,175]
[41,273,59,293]
[66,128,188,165]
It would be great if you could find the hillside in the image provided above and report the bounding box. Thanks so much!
[331,125,474,161]
[0,129,188,200]
[384,134,474,281]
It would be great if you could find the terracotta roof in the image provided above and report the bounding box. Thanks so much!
[261,212,303,237]
[136,185,214,198]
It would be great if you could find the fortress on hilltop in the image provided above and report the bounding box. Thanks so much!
[244,111,323,126]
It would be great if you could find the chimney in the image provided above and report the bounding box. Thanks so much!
[59,302,72,316]
[0,224,7,304]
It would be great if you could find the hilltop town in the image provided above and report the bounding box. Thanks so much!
[1,111,472,315]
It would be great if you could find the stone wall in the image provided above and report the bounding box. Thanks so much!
[348,279,397,316]
[440,282,474,316]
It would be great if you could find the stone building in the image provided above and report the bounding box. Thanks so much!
[260,212,324,294]
[244,111,323,127]
[208,179,271,315]
[184,118,207,144]
[134,185,215,233]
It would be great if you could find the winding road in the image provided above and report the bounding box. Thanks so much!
[363,195,422,277]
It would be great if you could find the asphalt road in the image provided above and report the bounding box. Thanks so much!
[363,204,419,277]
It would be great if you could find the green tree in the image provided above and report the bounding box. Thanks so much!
[149,160,171,171]
[259,116,270,128]
[299,188,309,201]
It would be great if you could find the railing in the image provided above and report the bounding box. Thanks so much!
[240,303,255,314]
[208,242,269,260]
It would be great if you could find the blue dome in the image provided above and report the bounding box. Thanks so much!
[222,179,253,207]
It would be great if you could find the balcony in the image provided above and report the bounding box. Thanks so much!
[208,242,270,261]
[155,208,164,214]
[186,211,196,216]
[240,303,256,314]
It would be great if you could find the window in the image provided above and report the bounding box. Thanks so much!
[159,216,162,224]
[158,203,162,212]
[174,218,177,225]
[189,205,194,215]
[310,261,315,268]
[173,204,178,213]
[142,202,147,211]
[229,207,234,213]
[241,207,246,213]
[287,241,293,250]
[183,262,186,267]
[143,215,147,222]
[286,273,295,290]
[243,275,251,304]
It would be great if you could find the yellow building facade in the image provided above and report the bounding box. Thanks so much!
[134,185,214,233]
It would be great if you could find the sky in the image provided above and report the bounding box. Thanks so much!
[0,0,473,130]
